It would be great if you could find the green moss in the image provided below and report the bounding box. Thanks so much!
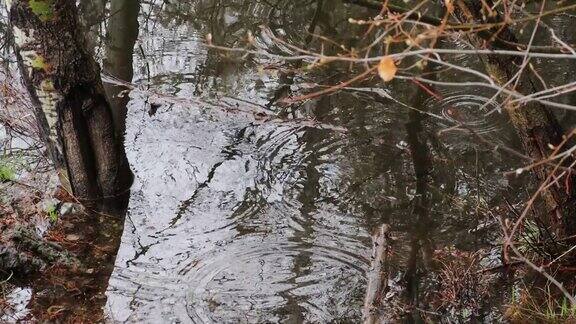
[29,0,55,22]
[0,163,15,182]
[40,79,55,91]
[46,204,58,222]
[30,54,48,70]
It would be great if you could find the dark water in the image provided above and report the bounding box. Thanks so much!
[5,0,576,323]
[97,1,528,323]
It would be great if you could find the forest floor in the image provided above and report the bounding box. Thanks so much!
[1,169,124,322]
[1,67,124,322]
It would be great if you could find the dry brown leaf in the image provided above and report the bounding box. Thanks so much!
[445,0,454,13]
[377,56,397,82]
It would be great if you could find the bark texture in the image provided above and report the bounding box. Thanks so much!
[8,0,131,203]
[103,0,140,139]
[456,0,576,237]
[363,224,391,324]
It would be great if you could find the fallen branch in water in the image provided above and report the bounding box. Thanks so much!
[101,74,348,133]
[363,224,391,324]
[0,225,82,276]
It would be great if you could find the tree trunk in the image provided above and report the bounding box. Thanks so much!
[103,0,140,140]
[455,0,576,237]
[8,0,131,204]
[77,0,106,55]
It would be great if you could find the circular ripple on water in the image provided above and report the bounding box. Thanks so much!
[427,92,508,135]
[235,125,346,216]
[182,240,369,323]
[160,122,350,240]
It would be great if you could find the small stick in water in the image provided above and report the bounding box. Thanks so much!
[363,224,391,324]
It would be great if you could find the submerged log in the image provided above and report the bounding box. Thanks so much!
[363,224,391,324]
[0,225,81,275]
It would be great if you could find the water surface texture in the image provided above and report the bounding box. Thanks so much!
[102,0,524,322]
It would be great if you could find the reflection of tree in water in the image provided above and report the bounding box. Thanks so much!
[78,0,107,54]
[141,0,370,102]
[103,0,140,138]
[273,95,332,321]
[77,0,139,142]
[122,0,522,321]
[331,46,521,323]
[400,65,436,322]
[67,0,570,321]
[141,1,520,320]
